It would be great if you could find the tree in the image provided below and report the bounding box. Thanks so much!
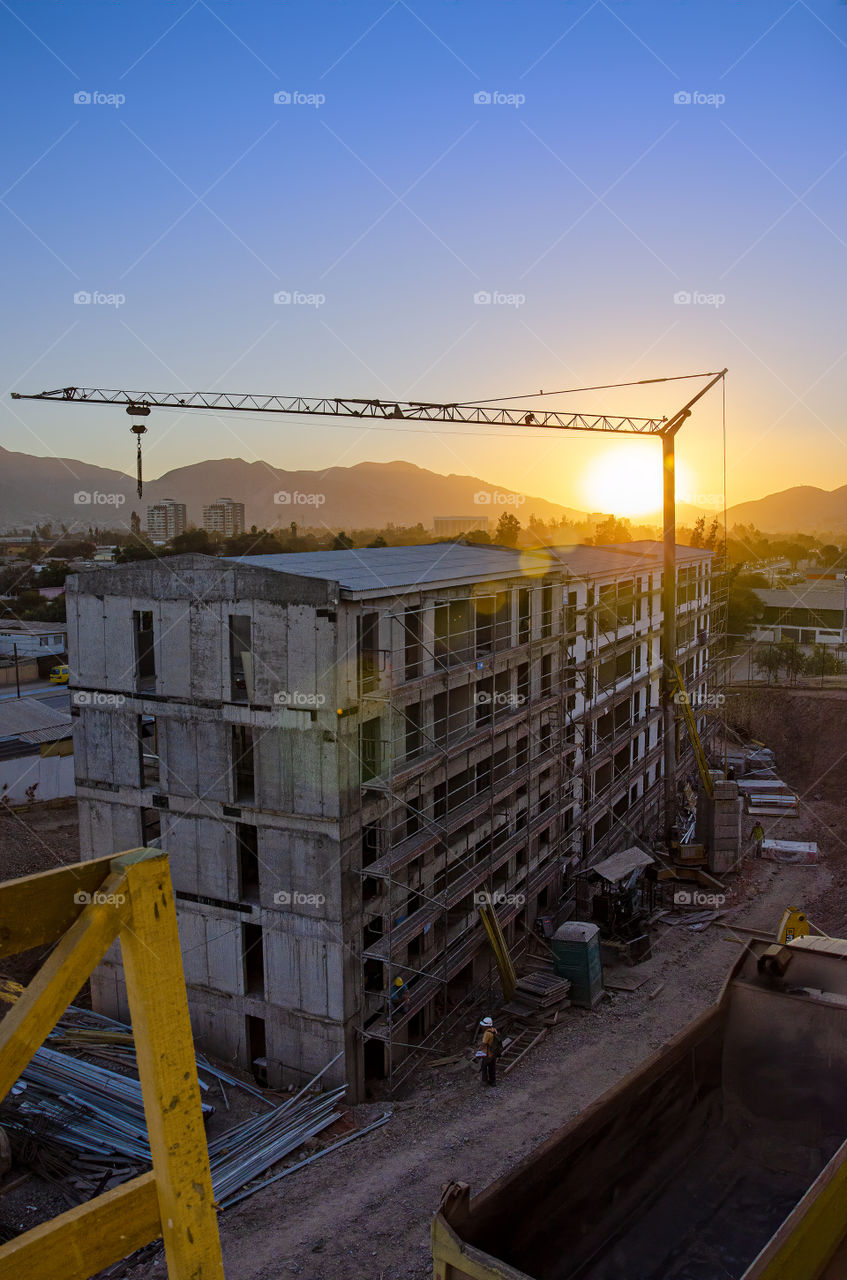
[726,568,764,639]
[332,531,354,550]
[777,640,805,685]
[494,513,521,547]
[754,644,783,684]
[225,529,283,556]
[806,644,844,677]
[591,516,631,545]
[704,517,721,551]
[367,534,387,548]
[170,529,218,556]
[690,516,706,548]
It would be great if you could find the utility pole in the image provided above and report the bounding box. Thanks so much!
[12,642,20,698]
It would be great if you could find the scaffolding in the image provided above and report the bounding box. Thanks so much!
[351,548,722,1091]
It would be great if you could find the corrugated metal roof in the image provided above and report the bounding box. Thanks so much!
[225,540,710,593]
[18,723,74,744]
[756,586,847,612]
[0,699,73,738]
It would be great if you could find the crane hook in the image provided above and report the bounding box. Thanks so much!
[127,403,151,497]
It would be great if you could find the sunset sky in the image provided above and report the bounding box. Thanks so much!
[3,0,846,517]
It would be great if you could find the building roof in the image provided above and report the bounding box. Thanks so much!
[755,586,847,612]
[0,698,73,740]
[225,540,710,595]
[0,622,68,634]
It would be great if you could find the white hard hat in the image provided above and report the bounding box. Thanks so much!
[480,1016,493,1027]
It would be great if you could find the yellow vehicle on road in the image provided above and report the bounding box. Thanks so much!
[49,664,69,684]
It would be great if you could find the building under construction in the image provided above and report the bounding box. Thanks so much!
[66,539,721,1099]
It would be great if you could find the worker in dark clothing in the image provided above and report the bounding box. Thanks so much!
[479,1016,500,1086]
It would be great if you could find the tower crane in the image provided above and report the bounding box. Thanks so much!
[11,369,727,839]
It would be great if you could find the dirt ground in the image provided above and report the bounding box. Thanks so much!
[3,694,846,1280]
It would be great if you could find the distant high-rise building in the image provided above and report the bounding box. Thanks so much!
[203,498,245,538]
[146,499,187,543]
[130,511,141,536]
[433,515,489,537]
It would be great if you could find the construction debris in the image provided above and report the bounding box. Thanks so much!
[761,839,819,865]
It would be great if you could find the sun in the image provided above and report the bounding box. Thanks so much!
[581,444,690,518]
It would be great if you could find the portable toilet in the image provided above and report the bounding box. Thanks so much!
[551,921,603,1008]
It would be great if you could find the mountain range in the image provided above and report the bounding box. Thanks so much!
[0,445,844,536]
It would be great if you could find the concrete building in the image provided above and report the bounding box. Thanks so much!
[752,584,847,647]
[203,499,245,539]
[66,540,716,1098]
[433,516,489,537]
[146,499,187,543]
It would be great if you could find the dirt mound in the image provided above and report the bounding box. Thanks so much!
[728,687,847,801]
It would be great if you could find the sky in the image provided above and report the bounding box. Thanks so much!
[2,0,847,518]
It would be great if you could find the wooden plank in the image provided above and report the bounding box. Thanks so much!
[0,852,129,958]
[0,871,127,1101]
[0,1172,160,1280]
[119,852,225,1280]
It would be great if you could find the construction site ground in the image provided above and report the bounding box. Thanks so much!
[1,687,845,1280]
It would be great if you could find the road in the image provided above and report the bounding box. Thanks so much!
[0,680,70,713]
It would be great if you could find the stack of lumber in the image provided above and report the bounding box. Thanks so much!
[501,972,571,1022]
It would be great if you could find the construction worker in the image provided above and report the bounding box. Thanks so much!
[479,1016,500,1087]
[389,976,407,1014]
[751,821,765,859]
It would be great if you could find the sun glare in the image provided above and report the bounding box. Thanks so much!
[581,445,690,518]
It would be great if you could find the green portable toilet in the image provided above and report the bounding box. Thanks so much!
[551,921,603,1009]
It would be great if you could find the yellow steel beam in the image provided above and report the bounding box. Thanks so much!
[478,905,517,1001]
[0,870,128,1099]
[0,1172,160,1280]
[0,851,125,958]
[118,850,225,1278]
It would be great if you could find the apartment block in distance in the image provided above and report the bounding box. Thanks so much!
[66,540,716,1099]
[203,498,246,538]
[146,499,187,543]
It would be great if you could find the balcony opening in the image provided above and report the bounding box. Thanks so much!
[242,923,265,997]
[237,822,260,902]
[358,612,380,693]
[133,610,155,692]
[140,806,161,846]
[138,715,159,786]
[228,614,252,702]
[246,1015,267,1086]
[232,724,255,802]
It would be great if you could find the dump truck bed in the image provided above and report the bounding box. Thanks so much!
[433,940,847,1280]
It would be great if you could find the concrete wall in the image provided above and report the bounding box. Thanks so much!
[0,751,75,802]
